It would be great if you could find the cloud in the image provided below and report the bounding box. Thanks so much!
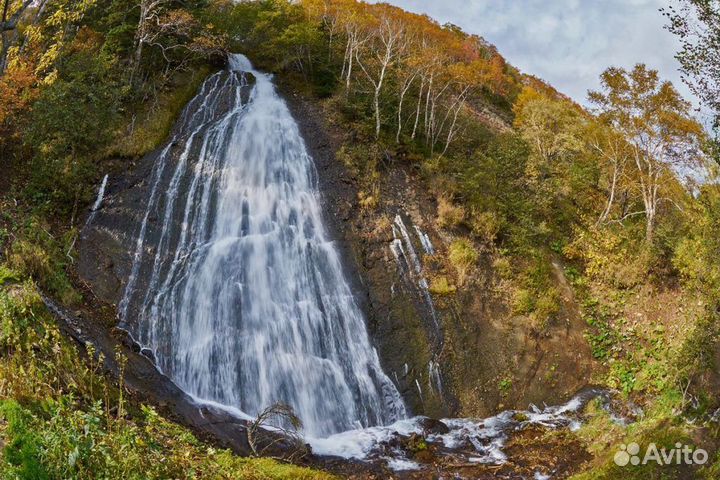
[369,0,695,106]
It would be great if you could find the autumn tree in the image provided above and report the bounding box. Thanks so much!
[1,0,31,73]
[1,0,52,76]
[664,1,720,130]
[514,86,585,192]
[354,5,408,139]
[589,64,705,242]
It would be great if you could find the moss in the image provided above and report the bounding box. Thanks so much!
[512,288,535,315]
[513,412,530,422]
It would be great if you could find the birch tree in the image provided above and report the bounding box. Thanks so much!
[586,122,632,225]
[354,8,406,139]
[133,0,172,78]
[589,64,705,242]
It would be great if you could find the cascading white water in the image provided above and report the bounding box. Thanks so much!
[119,54,405,437]
[84,174,108,228]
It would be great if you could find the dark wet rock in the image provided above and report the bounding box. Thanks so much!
[140,347,156,363]
[417,416,450,435]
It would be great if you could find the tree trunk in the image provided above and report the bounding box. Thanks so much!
[411,78,424,140]
[645,204,655,242]
[374,90,381,139]
[597,161,619,225]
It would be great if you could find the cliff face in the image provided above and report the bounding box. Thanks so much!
[283,87,598,418]
[78,68,597,422]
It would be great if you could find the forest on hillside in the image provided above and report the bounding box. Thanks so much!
[1,0,720,478]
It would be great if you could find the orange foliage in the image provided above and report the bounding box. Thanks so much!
[0,62,39,141]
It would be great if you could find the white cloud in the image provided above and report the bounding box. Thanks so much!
[369,0,695,107]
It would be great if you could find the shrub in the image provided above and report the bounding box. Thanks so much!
[7,219,80,305]
[437,196,465,229]
[564,225,650,289]
[448,238,479,285]
[470,210,500,244]
[429,276,457,295]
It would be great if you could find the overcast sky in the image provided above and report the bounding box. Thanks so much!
[372,0,695,108]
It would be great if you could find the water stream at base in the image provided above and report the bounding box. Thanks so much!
[118,54,405,438]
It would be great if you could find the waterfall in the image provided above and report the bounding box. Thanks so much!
[119,54,405,437]
[84,174,108,228]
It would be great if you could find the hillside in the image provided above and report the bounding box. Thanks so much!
[1,0,720,478]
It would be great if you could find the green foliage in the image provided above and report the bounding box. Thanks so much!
[673,185,720,296]
[0,266,18,286]
[21,38,124,212]
[428,276,456,295]
[565,225,651,289]
[498,377,512,395]
[6,216,80,305]
[0,400,49,480]
[674,306,720,388]
[204,0,333,94]
[582,298,620,361]
[510,253,561,329]
[449,133,534,245]
[448,238,478,285]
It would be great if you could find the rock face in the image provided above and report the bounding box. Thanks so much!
[282,86,597,419]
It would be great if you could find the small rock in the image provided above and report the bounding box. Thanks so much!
[140,347,156,363]
[417,416,450,435]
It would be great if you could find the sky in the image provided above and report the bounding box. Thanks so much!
[371,0,695,108]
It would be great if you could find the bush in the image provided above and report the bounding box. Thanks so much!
[448,238,479,285]
[7,218,80,305]
[470,210,500,244]
[429,276,457,295]
[437,196,465,229]
[564,225,650,289]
